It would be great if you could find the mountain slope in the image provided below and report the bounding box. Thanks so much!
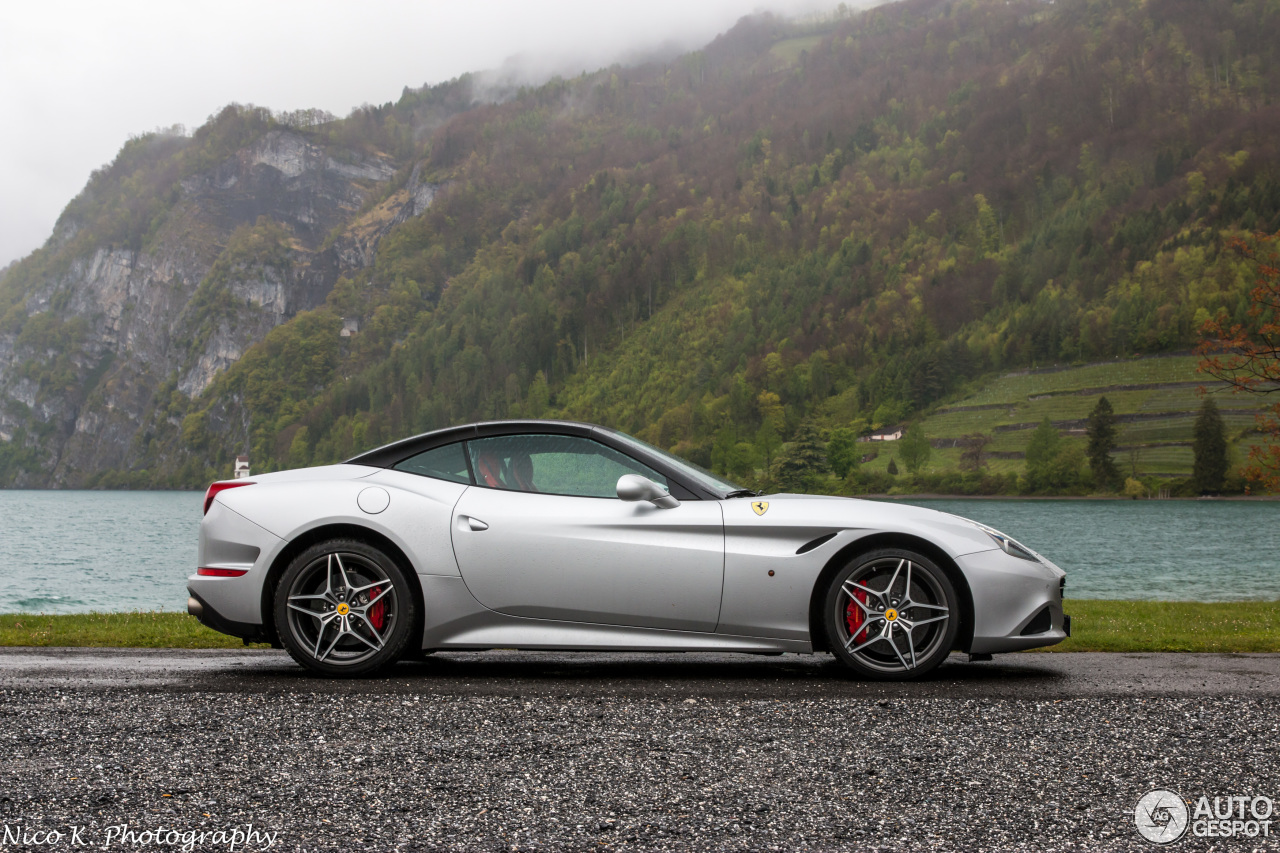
[0,81,485,485]
[882,355,1271,480]
[3,0,1280,488]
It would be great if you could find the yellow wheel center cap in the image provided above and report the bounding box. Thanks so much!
[884,608,899,622]
[335,602,350,616]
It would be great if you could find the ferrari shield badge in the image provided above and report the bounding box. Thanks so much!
[751,501,769,516]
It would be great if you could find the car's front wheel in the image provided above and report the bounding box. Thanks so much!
[824,548,958,680]
[274,539,416,677]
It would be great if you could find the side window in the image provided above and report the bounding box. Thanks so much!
[467,434,668,498]
[393,441,472,484]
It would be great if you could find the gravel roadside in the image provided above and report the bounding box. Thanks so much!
[1,650,1277,851]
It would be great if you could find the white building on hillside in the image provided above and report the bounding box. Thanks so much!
[860,428,903,442]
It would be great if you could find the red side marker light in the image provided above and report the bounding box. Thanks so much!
[196,567,249,577]
[203,480,254,515]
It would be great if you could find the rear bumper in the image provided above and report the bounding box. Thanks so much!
[187,589,269,643]
[189,500,285,631]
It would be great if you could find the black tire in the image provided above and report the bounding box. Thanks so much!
[824,548,959,681]
[274,538,417,677]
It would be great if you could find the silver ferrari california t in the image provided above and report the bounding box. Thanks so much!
[188,420,1069,679]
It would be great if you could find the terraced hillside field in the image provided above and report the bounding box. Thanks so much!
[860,356,1273,479]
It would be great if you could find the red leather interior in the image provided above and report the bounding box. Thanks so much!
[475,452,503,488]
[510,454,536,492]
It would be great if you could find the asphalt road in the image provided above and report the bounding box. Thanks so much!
[1,649,1278,851]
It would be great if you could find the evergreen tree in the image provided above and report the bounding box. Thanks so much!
[1024,417,1061,491]
[1192,397,1229,493]
[710,425,737,474]
[898,422,931,474]
[774,420,828,492]
[526,371,550,418]
[1154,149,1174,185]
[886,457,899,476]
[756,419,781,482]
[827,427,860,479]
[1086,397,1120,488]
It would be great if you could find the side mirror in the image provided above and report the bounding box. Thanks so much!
[617,474,680,509]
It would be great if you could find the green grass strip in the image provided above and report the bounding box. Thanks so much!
[0,601,1276,653]
[0,612,267,649]
[1047,600,1280,653]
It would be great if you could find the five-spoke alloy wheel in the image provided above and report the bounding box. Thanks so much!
[275,539,416,677]
[824,548,959,680]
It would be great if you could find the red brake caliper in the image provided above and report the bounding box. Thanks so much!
[368,585,385,631]
[845,584,869,644]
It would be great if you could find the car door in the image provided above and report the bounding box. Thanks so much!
[450,433,725,632]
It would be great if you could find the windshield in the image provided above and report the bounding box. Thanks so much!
[603,428,746,497]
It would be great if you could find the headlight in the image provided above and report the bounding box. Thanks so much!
[971,521,1041,562]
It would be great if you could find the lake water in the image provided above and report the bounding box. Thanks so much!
[0,491,1276,613]
[0,491,202,614]
[909,499,1280,601]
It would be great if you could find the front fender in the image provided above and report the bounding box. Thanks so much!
[716,495,1026,642]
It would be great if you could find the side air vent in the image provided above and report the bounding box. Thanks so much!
[1019,606,1053,636]
[796,533,838,555]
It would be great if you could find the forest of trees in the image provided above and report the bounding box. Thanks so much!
[3,0,1280,492]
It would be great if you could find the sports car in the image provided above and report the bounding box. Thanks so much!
[188,419,1069,679]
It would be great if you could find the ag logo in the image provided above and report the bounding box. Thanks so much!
[1135,790,1189,844]
[751,501,769,516]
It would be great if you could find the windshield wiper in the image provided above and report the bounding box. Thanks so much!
[724,489,762,499]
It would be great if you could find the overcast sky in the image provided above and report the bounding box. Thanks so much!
[0,0,840,269]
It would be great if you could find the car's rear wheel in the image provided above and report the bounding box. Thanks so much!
[274,539,416,677]
[824,548,958,680]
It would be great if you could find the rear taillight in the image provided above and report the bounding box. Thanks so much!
[196,567,249,577]
[203,480,254,515]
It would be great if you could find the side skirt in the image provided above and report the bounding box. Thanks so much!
[420,575,812,654]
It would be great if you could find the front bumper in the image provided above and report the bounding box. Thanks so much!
[958,548,1069,654]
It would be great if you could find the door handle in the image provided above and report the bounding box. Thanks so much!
[466,516,489,531]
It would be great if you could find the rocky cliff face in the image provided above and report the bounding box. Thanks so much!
[0,128,436,486]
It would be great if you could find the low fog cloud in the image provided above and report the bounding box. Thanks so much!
[0,0,846,268]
